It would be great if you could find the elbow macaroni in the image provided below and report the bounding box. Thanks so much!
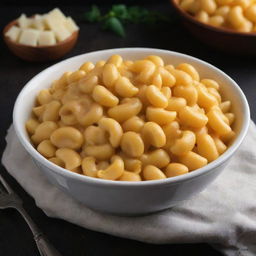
[26,55,235,181]
[180,0,256,33]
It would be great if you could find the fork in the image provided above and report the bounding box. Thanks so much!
[0,174,63,256]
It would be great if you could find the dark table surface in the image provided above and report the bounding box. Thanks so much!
[0,2,255,256]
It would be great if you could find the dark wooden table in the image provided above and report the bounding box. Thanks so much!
[0,2,255,256]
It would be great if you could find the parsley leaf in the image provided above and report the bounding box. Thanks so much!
[83,4,171,37]
[103,17,126,37]
[111,5,129,20]
[84,5,101,22]
[127,6,149,23]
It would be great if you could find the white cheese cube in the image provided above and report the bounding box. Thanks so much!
[48,8,67,23]
[5,25,21,42]
[32,14,45,31]
[38,31,56,46]
[41,14,51,30]
[44,14,61,30]
[64,17,79,33]
[44,8,68,30]
[52,24,71,42]
[17,14,32,28]
[19,28,40,46]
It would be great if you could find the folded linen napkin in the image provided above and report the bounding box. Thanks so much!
[2,123,256,256]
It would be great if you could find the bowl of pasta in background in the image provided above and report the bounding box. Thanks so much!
[170,0,256,56]
[13,48,250,215]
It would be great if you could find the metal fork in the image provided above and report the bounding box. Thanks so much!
[0,174,63,256]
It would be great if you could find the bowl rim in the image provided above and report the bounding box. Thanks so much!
[3,18,79,49]
[13,47,250,187]
[170,0,256,37]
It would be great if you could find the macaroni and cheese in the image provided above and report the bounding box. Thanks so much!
[26,54,235,181]
[179,0,256,33]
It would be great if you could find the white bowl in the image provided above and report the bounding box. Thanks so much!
[13,48,250,215]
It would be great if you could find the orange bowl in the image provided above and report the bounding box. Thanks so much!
[170,0,256,55]
[3,18,79,62]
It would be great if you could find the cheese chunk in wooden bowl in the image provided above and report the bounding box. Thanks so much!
[3,8,79,62]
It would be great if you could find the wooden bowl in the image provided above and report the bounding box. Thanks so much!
[170,0,256,56]
[3,19,79,62]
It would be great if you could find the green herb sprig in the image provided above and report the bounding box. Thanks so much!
[83,4,172,37]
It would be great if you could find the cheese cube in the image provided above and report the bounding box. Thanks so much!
[48,8,67,23]
[64,17,79,33]
[38,31,56,46]
[41,14,51,30]
[44,14,61,30]
[52,24,71,42]
[32,15,45,31]
[44,8,68,30]
[14,8,73,44]
[17,14,32,28]
[19,29,40,46]
[5,25,21,42]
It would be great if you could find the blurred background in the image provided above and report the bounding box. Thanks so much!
[2,0,163,5]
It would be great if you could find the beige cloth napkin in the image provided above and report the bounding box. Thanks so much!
[2,123,256,256]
